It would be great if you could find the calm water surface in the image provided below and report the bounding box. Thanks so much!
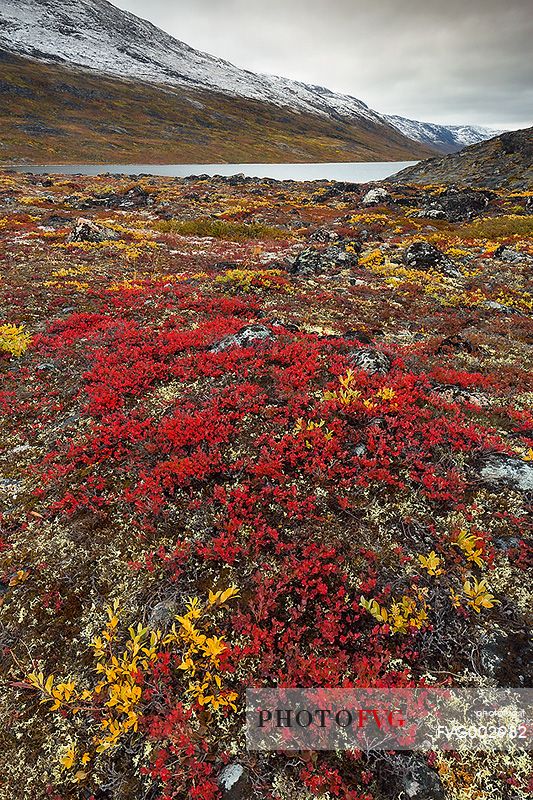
[9,161,415,182]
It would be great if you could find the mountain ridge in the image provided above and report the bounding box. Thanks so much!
[0,0,502,162]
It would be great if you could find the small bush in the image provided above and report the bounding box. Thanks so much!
[153,217,285,240]
[456,215,533,240]
[0,323,31,357]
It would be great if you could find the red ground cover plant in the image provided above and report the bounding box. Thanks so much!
[1,172,531,800]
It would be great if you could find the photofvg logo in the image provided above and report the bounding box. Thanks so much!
[246,688,532,752]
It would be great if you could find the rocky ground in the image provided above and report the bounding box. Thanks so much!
[0,171,532,800]
[390,128,533,190]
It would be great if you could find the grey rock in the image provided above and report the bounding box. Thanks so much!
[218,764,250,800]
[403,241,462,278]
[422,188,493,222]
[418,208,445,219]
[0,478,23,495]
[210,325,273,353]
[148,599,178,630]
[479,632,509,679]
[379,754,444,800]
[479,630,532,686]
[289,241,361,275]
[493,245,532,264]
[477,452,533,492]
[348,347,391,375]
[483,300,518,314]
[362,187,390,206]
[67,217,119,243]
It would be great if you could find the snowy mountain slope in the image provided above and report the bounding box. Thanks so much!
[0,0,385,124]
[0,0,500,156]
[0,51,439,164]
[385,115,503,154]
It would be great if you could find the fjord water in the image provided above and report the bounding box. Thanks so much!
[10,161,417,181]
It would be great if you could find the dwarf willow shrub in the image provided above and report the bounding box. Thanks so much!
[153,217,285,240]
[457,214,533,240]
[0,323,31,357]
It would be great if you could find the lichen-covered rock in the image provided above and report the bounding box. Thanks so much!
[308,227,340,243]
[493,245,532,263]
[476,452,533,492]
[289,241,361,275]
[403,241,462,278]
[478,630,532,686]
[218,764,249,800]
[362,187,390,206]
[210,324,273,353]
[348,347,391,374]
[67,217,119,243]
[422,188,494,222]
[378,754,444,800]
[147,599,178,630]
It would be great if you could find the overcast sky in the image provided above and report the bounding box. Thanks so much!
[115,0,531,129]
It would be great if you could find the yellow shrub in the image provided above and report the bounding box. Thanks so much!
[0,324,31,357]
[25,586,240,772]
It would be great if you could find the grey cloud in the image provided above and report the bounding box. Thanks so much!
[115,0,533,128]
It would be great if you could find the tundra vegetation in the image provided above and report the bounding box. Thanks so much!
[0,170,531,800]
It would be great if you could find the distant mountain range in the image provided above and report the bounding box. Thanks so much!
[0,0,503,164]
[384,115,502,154]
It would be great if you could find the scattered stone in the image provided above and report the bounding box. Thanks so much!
[348,347,391,375]
[403,241,462,278]
[0,478,23,496]
[289,241,361,275]
[483,300,518,314]
[309,227,340,243]
[493,245,531,263]
[421,188,494,222]
[362,187,390,206]
[377,754,444,800]
[476,452,533,492]
[435,334,473,354]
[218,764,249,800]
[479,630,533,686]
[268,318,300,332]
[36,362,57,371]
[10,444,32,455]
[148,599,178,630]
[349,443,367,457]
[67,218,119,243]
[210,325,273,353]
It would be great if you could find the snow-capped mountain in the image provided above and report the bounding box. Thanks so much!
[0,0,385,124]
[385,115,502,154]
[0,0,500,157]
